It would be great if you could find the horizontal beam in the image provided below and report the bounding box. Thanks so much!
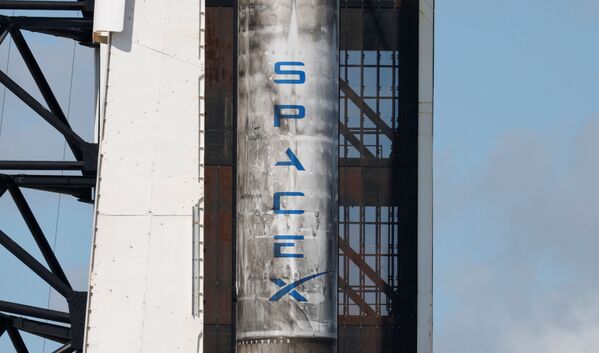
[10,174,96,188]
[9,174,95,201]
[0,300,70,324]
[0,161,85,171]
[2,16,93,30]
[0,16,93,42]
[1,313,70,343]
[0,1,88,11]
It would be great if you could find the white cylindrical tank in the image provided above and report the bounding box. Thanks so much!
[236,0,339,350]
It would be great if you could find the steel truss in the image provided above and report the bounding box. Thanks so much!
[0,2,95,352]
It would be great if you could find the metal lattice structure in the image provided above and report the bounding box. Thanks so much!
[0,2,95,352]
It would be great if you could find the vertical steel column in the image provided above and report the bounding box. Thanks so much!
[236,0,339,351]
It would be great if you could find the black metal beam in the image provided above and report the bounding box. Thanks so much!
[0,161,86,171]
[4,180,72,288]
[0,15,94,43]
[8,174,95,201]
[0,1,88,11]
[10,175,96,187]
[4,17,93,30]
[9,27,83,160]
[1,313,70,343]
[0,300,70,324]
[7,327,29,353]
[0,230,73,298]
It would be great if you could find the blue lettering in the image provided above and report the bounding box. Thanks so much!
[273,61,305,84]
[273,235,305,240]
[274,105,305,127]
[275,148,305,171]
[274,242,303,258]
[273,192,304,215]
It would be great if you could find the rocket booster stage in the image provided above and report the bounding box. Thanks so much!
[236,0,339,351]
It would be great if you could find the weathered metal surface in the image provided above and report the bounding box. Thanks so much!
[237,338,335,353]
[236,0,339,346]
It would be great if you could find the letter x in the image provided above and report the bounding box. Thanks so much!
[269,271,329,302]
[270,278,307,302]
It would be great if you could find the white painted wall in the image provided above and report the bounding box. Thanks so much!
[84,0,205,351]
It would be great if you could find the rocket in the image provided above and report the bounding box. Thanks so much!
[236,0,339,351]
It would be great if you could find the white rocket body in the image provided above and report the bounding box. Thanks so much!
[236,0,339,349]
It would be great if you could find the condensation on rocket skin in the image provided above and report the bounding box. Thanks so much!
[237,0,339,340]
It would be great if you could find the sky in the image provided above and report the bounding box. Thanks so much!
[1,0,599,352]
[434,0,599,352]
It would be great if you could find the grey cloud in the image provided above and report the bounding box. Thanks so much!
[435,116,599,353]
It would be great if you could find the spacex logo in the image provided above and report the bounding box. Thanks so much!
[269,272,329,302]
[267,61,330,304]
[270,61,308,261]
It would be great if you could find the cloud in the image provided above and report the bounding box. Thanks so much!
[435,116,599,353]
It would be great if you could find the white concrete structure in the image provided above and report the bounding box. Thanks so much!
[84,0,205,352]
